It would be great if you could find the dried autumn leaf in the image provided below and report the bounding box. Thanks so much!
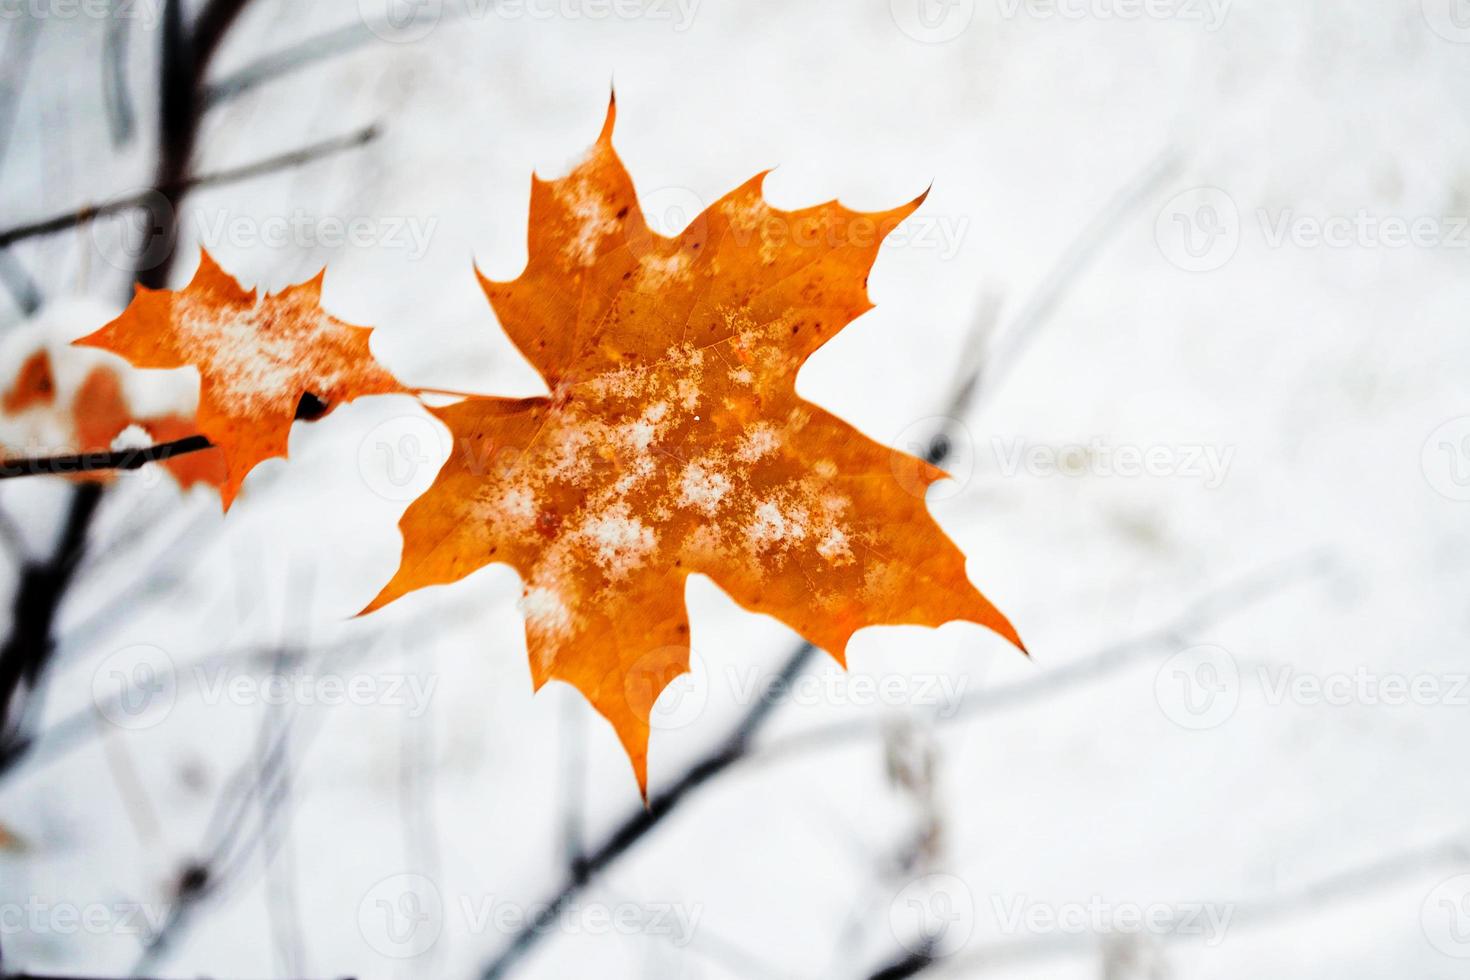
[365,98,1022,794]
[74,251,405,507]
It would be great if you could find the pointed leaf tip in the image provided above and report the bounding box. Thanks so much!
[597,91,617,144]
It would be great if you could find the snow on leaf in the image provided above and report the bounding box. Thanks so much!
[363,96,1023,795]
[73,250,405,507]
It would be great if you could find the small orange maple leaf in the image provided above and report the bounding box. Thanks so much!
[364,97,1023,795]
[74,251,405,507]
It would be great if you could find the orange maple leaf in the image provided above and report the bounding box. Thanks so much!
[74,251,405,507]
[364,97,1023,794]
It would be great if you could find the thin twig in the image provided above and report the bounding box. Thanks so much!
[0,249,42,316]
[920,828,1470,976]
[102,0,136,146]
[0,484,103,756]
[0,14,45,314]
[974,148,1183,407]
[202,4,465,109]
[0,124,380,251]
[751,551,1336,767]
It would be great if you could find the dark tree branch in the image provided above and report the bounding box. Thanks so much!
[480,638,819,980]
[0,484,103,753]
[136,0,253,289]
[865,948,935,980]
[0,436,213,481]
[750,551,1335,767]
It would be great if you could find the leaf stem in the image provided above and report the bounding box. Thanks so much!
[410,386,493,401]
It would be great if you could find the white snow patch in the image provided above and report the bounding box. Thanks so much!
[815,525,853,564]
[576,503,657,578]
[562,175,620,266]
[736,422,780,463]
[677,462,731,515]
[519,586,573,639]
[110,424,152,452]
[745,498,808,552]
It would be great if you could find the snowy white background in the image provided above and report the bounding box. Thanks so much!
[2,0,1470,977]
